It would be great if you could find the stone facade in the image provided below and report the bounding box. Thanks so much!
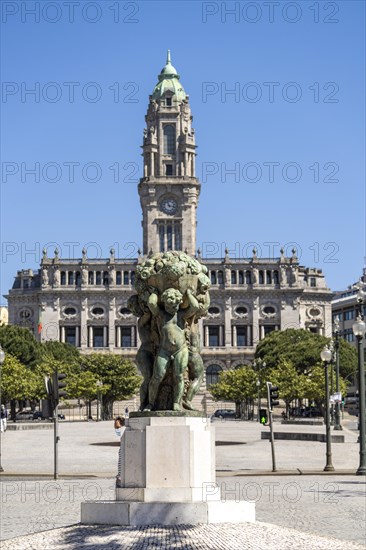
[5,52,333,390]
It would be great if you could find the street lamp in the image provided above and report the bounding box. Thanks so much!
[0,345,5,473]
[253,359,266,422]
[352,314,366,475]
[320,345,334,472]
[329,339,335,426]
[333,317,342,430]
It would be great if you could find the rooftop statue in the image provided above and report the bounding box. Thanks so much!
[129,251,210,412]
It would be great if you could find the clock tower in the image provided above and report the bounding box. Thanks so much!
[138,51,200,255]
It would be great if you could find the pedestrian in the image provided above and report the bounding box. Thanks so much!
[114,416,125,488]
[124,407,129,418]
[1,405,7,432]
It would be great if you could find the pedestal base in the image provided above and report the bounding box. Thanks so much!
[81,500,255,526]
[81,413,255,525]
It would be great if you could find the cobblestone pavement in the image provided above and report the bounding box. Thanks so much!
[1,476,365,546]
[0,522,365,550]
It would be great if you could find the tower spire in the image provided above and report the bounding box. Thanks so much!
[167,49,171,64]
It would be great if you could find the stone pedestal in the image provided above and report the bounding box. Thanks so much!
[81,413,255,526]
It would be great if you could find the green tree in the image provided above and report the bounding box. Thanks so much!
[0,324,41,367]
[268,360,307,417]
[210,366,258,419]
[0,354,39,405]
[80,354,141,419]
[255,329,357,380]
[40,340,80,363]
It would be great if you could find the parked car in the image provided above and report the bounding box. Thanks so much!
[14,410,34,421]
[211,409,237,420]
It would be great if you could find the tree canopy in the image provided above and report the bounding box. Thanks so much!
[255,329,357,379]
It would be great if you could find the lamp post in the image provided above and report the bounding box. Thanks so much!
[253,359,266,422]
[0,345,5,472]
[320,345,334,472]
[333,317,342,430]
[352,313,366,475]
[328,339,335,426]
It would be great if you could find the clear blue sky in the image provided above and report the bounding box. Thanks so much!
[1,0,365,304]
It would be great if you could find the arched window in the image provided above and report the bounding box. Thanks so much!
[218,270,224,285]
[61,271,66,285]
[206,364,223,387]
[123,271,129,285]
[103,271,109,285]
[245,270,251,284]
[131,271,135,285]
[210,271,217,285]
[273,270,279,285]
[95,271,101,285]
[88,271,94,285]
[68,272,74,285]
[266,270,272,284]
[259,270,264,284]
[231,270,237,284]
[75,271,81,286]
[116,271,122,285]
[163,125,175,155]
[174,224,181,250]
[238,270,244,284]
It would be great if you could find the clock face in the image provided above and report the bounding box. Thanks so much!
[161,198,178,215]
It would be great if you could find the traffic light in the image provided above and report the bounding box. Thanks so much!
[51,372,67,403]
[267,382,280,410]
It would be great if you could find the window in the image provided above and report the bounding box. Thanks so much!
[238,270,244,284]
[245,270,252,284]
[206,365,222,387]
[263,306,276,315]
[344,329,355,342]
[167,225,173,250]
[116,271,122,285]
[266,270,272,284]
[103,271,109,285]
[309,326,318,334]
[273,270,279,285]
[174,225,181,251]
[208,306,220,315]
[93,327,104,348]
[310,277,316,287]
[92,307,104,316]
[236,326,247,347]
[166,97,172,106]
[64,307,76,316]
[123,271,129,285]
[163,124,175,154]
[121,327,132,348]
[75,271,81,286]
[236,306,247,316]
[65,327,77,346]
[68,272,74,285]
[263,325,276,336]
[159,225,165,252]
[95,271,101,285]
[210,271,217,285]
[131,271,135,286]
[231,271,237,284]
[259,270,264,284]
[120,307,131,316]
[88,271,94,285]
[208,326,220,347]
[61,271,66,285]
[218,270,224,285]
[344,310,355,321]
[166,164,173,176]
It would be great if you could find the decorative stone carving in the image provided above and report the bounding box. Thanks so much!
[129,251,210,412]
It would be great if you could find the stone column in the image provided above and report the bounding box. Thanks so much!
[75,326,80,347]
[232,325,237,347]
[103,326,108,347]
[88,326,93,348]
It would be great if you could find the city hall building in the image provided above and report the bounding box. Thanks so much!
[5,53,332,388]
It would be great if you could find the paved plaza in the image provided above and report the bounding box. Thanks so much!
[0,416,365,548]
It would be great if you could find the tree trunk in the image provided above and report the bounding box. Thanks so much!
[102,398,114,420]
[11,400,16,422]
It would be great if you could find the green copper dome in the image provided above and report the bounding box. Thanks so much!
[152,50,186,102]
